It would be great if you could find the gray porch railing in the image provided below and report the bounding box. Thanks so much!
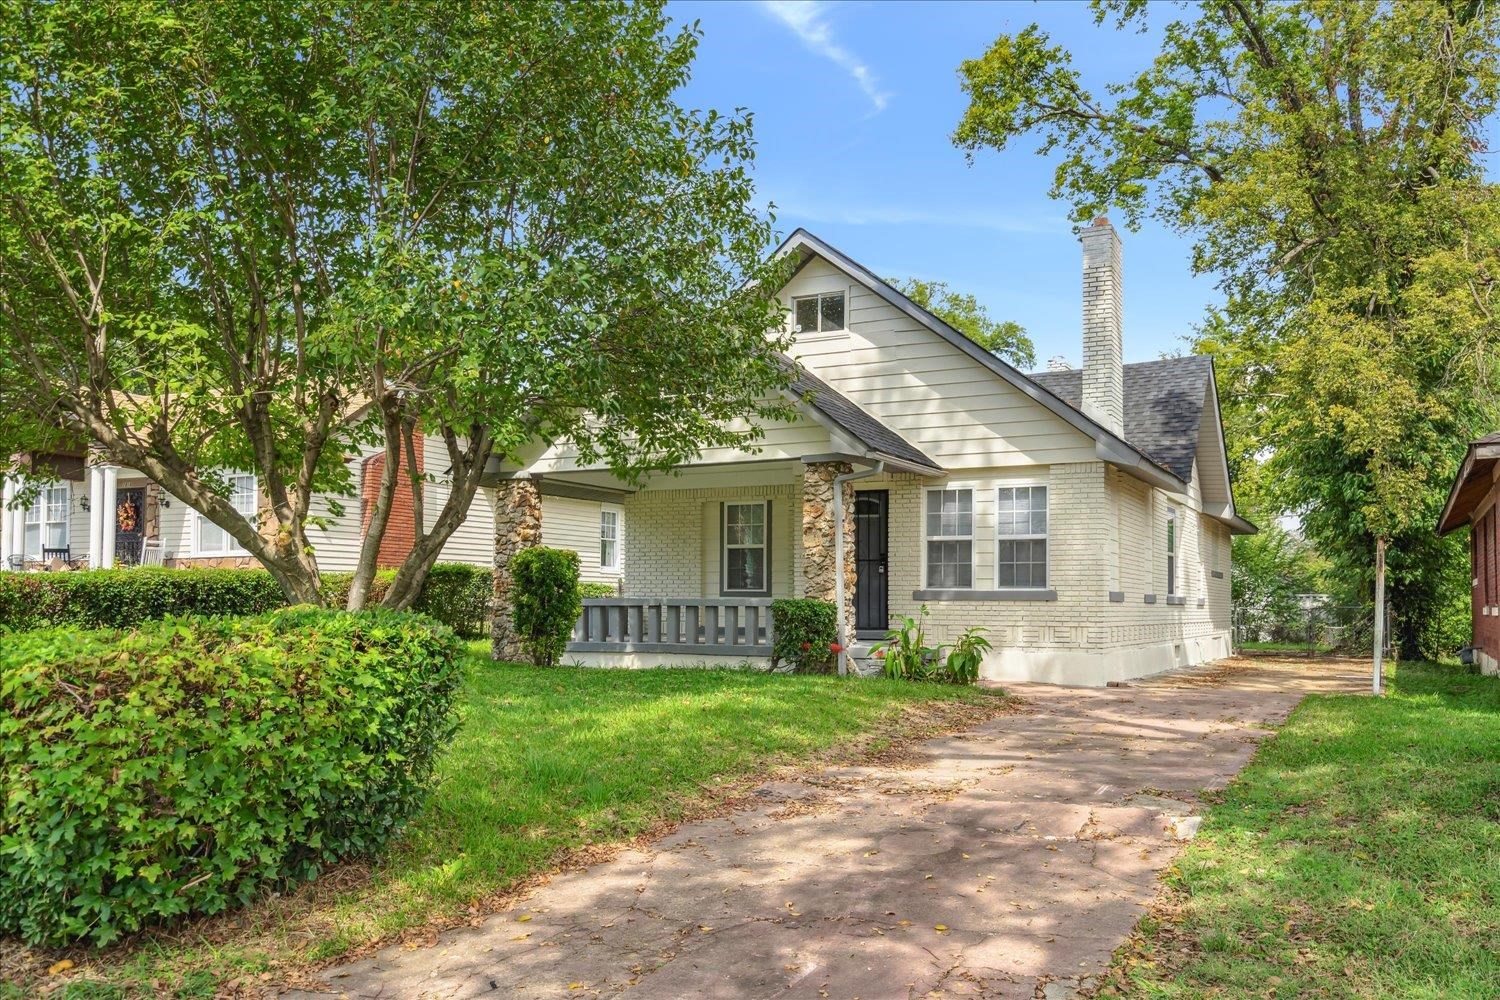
[569,597,775,655]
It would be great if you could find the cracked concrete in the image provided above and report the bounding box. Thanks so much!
[281,656,1365,1000]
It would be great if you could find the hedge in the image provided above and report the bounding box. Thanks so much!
[0,608,463,947]
[0,562,492,638]
[769,598,839,673]
[510,546,581,666]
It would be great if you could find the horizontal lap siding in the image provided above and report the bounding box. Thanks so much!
[781,258,1098,470]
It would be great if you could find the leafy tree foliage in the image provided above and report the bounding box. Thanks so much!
[890,277,1035,368]
[0,1,793,607]
[955,0,1500,656]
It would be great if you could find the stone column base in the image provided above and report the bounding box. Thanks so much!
[801,461,856,644]
[492,478,543,662]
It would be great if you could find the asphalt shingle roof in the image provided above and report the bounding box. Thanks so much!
[1029,355,1213,481]
[780,357,940,472]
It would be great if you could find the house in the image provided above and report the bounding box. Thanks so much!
[0,218,1253,685]
[1437,432,1500,676]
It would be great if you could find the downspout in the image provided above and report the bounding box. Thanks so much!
[833,460,885,676]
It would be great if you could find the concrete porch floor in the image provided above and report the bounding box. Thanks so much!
[282,656,1368,1000]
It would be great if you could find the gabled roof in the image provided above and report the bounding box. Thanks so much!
[779,357,942,475]
[1028,356,1212,482]
[1437,431,1500,534]
[774,228,1188,494]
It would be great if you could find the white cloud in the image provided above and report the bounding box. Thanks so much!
[760,1,889,112]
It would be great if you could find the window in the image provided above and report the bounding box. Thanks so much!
[925,488,973,588]
[194,473,257,555]
[793,291,845,334]
[722,501,769,594]
[599,507,621,572]
[996,485,1047,588]
[1165,506,1178,596]
[23,483,69,558]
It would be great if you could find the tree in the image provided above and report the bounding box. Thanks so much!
[889,277,1035,368]
[0,0,793,608]
[954,1,1500,659]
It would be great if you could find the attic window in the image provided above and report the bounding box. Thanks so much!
[794,292,845,334]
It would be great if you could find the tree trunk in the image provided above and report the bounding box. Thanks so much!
[1372,535,1387,696]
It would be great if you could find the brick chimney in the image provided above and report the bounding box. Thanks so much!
[1080,217,1124,436]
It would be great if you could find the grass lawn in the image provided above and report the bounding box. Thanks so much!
[1237,640,1334,654]
[1103,660,1499,998]
[8,643,1006,998]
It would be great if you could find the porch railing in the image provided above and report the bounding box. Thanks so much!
[569,597,775,655]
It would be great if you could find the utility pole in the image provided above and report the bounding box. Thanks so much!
[1372,536,1386,696]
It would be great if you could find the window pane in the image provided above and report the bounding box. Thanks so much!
[601,538,616,568]
[926,539,972,588]
[232,475,257,518]
[727,548,764,591]
[795,298,819,333]
[820,292,845,331]
[998,539,1047,588]
[24,523,39,558]
[726,503,765,546]
[200,520,230,553]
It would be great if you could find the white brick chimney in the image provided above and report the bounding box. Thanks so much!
[1080,216,1124,436]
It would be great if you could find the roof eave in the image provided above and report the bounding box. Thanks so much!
[1437,442,1500,534]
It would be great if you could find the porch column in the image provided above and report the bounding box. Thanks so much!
[491,476,543,662]
[802,461,856,647]
[98,465,119,569]
[1,475,17,567]
[87,462,106,567]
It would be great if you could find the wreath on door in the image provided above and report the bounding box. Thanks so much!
[117,498,139,534]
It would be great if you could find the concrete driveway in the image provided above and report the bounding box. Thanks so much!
[284,656,1366,1000]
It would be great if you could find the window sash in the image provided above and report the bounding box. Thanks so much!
[792,291,846,334]
[995,486,1047,588]
[196,474,257,555]
[722,501,769,594]
[925,488,974,588]
[599,509,620,571]
[1166,507,1178,596]
[24,484,69,557]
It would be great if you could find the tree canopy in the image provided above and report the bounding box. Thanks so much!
[889,276,1035,369]
[0,0,793,606]
[955,0,1500,656]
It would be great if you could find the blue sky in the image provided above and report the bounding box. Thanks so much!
[667,0,1221,368]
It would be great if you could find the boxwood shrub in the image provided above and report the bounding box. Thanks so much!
[0,562,492,638]
[510,546,581,667]
[769,598,839,673]
[0,608,463,947]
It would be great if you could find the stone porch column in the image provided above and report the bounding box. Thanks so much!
[801,461,856,645]
[492,477,543,662]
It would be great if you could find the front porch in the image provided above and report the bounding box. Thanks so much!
[1,452,170,571]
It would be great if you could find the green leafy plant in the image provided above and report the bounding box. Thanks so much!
[876,605,944,681]
[941,626,991,685]
[579,581,618,599]
[769,598,838,673]
[510,547,582,667]
[0,608,463,948]
[0,563,491,637]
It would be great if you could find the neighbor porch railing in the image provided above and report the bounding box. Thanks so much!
[569,597,775,655]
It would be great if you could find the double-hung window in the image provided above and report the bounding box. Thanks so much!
[722,501,769,595]
[599,507,621,572]
[23,483,70,558]
[1165,506,1178,596]
[194,473,257,556]
[996,485,1047,588]
[793,291,845,334]
[925,488,973,588]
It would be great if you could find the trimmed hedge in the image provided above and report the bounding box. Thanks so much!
[769,598,839,673]
[0,562,492,638]
[0,608,463,947]
[511,547,581,667]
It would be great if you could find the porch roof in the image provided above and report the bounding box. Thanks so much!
[1438,430,1500,534]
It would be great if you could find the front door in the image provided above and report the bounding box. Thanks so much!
[854,490,888,635]
[115,487,146,565]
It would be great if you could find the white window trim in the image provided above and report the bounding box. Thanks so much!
[24,482,70,558]
[1165,505,1178,596]
[791,289,847,335]
[994,483,1049,590]
[721,500,771,596]
[192,473,258,557]
[924,486,975,590]
[599,505,622,573]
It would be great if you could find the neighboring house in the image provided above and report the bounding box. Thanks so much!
[0,218,1253,685]
[1437,432,1500,676]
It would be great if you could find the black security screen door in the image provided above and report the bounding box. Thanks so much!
[854,490,888,634]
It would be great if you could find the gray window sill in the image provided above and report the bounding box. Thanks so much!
[1211,570,1225,579]
[912,588,1057,602]
[1166,595,1186,606]
[1143,593,1157,604]
[1108,591,1125,603]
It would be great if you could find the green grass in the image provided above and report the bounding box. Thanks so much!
[10,643,1003,997]
[1238,640,1334,653]
[1108,661,1499,999]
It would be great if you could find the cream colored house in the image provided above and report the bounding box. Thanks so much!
[0,218,1251,685]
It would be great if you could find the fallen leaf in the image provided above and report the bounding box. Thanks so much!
[935,924,950,933]
[516,914,533,923]
[48,960,74,976]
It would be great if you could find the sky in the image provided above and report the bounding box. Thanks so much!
[666,0,1222,369]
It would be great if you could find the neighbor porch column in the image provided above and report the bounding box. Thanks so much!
[87,461,106,567]
[1,474,17,568]
[802,461,856,644]
[492,476,543,662]
[98,464,119,569]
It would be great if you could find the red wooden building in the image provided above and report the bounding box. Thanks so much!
[1438,431,1500,676]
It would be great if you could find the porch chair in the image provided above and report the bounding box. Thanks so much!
[138,542,167,568]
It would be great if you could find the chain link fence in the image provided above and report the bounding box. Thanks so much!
[1233,596,1391,658]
